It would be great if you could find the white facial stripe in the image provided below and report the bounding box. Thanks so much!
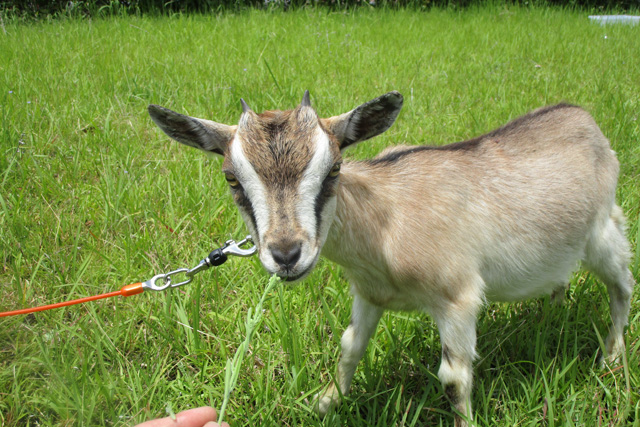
[230,134,270,241]
[296,126,334,242]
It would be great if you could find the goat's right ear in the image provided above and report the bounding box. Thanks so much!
[148,105,236,156]
[322,91,403,150]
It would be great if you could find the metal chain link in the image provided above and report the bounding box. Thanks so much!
[142,236,256,292]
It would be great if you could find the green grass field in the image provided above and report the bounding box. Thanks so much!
[1,5,639,426]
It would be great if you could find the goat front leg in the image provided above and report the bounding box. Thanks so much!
[315,293,383,416]
[433,289,482,427]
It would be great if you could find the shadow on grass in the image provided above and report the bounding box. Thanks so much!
[324,273,636,426]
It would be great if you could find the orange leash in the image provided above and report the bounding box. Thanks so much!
[0,236,257,318]
[0,283,144,318]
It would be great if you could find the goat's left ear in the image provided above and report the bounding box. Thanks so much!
[321,91,403,150]
[148,105,236,156]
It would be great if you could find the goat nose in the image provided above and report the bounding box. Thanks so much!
[270,242,302,269]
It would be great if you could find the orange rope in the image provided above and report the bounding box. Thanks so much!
[0,283,144,318]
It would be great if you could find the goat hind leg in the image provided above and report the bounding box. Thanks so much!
[314,293,383,416]
[434,290,482,427]
[584,206,635,365]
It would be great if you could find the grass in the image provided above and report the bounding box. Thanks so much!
[219,274,282,424]
[1,5,639,426]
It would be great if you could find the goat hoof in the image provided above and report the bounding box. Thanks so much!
[313,387,340,417]
[313,395,334,417]
[599,335,625,368]
[599,351,622,369]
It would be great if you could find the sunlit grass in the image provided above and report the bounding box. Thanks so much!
[0,6,639,426]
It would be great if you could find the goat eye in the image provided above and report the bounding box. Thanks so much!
[329,163,341,178]
[225,173,240,188]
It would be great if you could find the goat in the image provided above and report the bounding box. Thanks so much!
[148,91,634,426]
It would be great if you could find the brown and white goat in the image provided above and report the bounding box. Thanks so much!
[148,92,634,426]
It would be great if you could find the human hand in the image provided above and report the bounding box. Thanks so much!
[134,406,230,427]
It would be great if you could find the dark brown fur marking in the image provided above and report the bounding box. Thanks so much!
[148,104,229,155]
[366,138,482,166]
[365,103,580,166]
[484,102,580,140]
[341,91,404,148]
[236,107,323,189]
[445,383,460,405]
[442,345,453,366]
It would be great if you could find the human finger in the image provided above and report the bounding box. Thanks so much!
[135,406,218,427]
[203,422,230,427]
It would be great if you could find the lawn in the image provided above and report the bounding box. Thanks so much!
[1,5,639,426]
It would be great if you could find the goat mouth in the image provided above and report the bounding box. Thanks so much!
[277,267,312,282]
[278,271,308,282]
[262,247,320,283]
